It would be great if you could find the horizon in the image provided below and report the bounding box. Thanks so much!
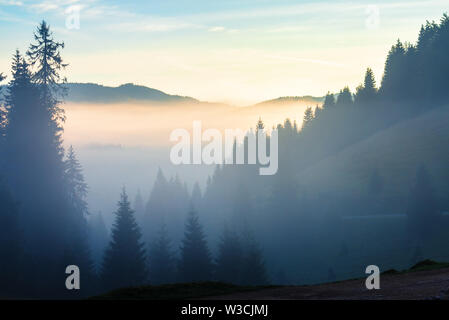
[1,0,448,104]
[56,81,327,105]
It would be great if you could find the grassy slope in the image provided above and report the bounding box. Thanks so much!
[90,260,449,300]
[299,104,449,210]
[286,105,449,283]
[90,282,274,300]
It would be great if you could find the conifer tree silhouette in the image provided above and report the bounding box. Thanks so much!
[102,189,148,291]
[148,224,176,285]
[178,209,213,282]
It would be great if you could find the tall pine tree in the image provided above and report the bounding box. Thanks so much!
[322,92,335,109]
[62,145,96,297]
[215,226,243,284]
[148,224,176,285]
[102,189,148,291]
[65,145,88,217]
[3,45,71,296]
[336,87,353,106]
[178,210,213,282]
[355,68,377,104]
[302,107,314,130]
[241,238,269,286]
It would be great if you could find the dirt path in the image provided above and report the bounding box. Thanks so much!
[206,268,449,300]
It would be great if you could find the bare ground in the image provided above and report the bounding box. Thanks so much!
[205,267,449,300]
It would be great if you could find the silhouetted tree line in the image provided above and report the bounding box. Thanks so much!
[79,13,448,288]
[197,14,449,283]
[99,185,268,290]
[0,21,97,298]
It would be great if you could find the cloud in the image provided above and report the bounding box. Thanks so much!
[106,20,201,33]
[208,26,225,32]
[267,26,308,33]
[0,0,23,5]
[29,0,83,12]
[264,54,345,68]
[179,0,449,24]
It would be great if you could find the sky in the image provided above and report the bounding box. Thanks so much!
[0,0,448,105]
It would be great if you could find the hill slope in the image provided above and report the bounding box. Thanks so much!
[207,265,449,300]
[299,104,449,213]
[254,95,324,107]
[65,83,198,103]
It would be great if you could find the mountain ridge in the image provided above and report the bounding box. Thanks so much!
[0,81,325,107]
[65,82,199,104]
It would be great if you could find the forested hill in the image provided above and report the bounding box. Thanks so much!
[64,83,199,104]
[64,84,325,107]
[21,83,321,107]
[254,96,324,107]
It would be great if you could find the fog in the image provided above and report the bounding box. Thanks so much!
[62,100,315,227]
[63,100,314,147]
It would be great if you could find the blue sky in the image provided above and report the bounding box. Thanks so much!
[0,0,448,104]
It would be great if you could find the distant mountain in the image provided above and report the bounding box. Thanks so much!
[1,82,323,108]
[65,83,198,104]
[255,96,324,107]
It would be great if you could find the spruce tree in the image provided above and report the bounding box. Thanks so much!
[380,40,406,99]
[102,189,148,291]
[215,226,243,284]
[336,87,353,106]
[26,20,67,140]
[65,145,88,217]
[355,68,377,104]
[148,224,176,285]
[364,68,376,91]
[62,145,96,297]
[2,23,80,296]
[144,169,190,249]
[314,105,322,119]
[27,20,67,87]
[322,92,335,109]
[302,107,314,130]
[417,21,438,51]
[240,238,268,286]
[3,47,70,296]
[178,210,213,282]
